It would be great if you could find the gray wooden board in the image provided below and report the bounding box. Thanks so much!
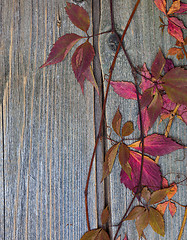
[99,0,187,239]
[1,0,101,239]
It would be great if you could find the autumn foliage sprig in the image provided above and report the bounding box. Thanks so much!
[40,2,187,240]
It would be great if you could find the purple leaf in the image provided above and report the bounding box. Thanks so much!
[120,151,162,192]
[129,134,184,156]
[110,81,138,100]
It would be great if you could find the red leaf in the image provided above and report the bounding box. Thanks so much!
[154,0,166,14]
[167,0,180,15]
[168,17,185,43]
[71,41,95,81]
[65,3,90,32]
[40,34,83,68]
[129,134,184,156]
[120,151,162,192]
[137,108,151,135]
[169,201,177,217]
[162,178,169,188]
[156,201,169,215]
[177,104,187,125]
[140,63,153,92]
[110,81,138,100]
[151,49,166,80]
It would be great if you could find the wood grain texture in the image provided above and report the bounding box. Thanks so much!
[1,0,99,239]
[99,0,187,239]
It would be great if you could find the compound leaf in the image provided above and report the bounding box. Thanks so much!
[149,207,165,236]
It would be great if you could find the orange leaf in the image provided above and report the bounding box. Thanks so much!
[167,0,180,15]
[167,183,177,199]
[156,201,169,215]
[168,47,181,56]
[154,0,166,14]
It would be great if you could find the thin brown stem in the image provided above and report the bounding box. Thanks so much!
[170,199,186,208]
[84,0,141,231]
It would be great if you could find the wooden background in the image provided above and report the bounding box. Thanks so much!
[1,0,186,239]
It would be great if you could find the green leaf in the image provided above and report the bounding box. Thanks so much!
[151,49,166,80]
[102,143,120,181]
[101,206,110,225]
[149,207,165,236]
[149,188,171,205]
[122,121,134,137]
[162,67,187,106]
[119,143,130,170]
[112,108,122,136]
[125,206,146,221]
[135,209,149,238]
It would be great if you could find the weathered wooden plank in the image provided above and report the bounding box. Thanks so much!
[99,0,186,239]
[1,0,99,239]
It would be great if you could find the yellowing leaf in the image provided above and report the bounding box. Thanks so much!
[112,108,122,136]
[101,206,110,225]
[135,209,149,238]
[125,206,146,221]
[150,188,171,205]
[122,121,134,137]
[149,207,165,236]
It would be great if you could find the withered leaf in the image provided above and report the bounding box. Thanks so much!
[112,108,122,136]
[119,143,130,170]
[122,121,134,137]
[80,229,101,240]
[149,188,171,205]
[141,187,151,203]
[101,206,110,225]
[102,143,120,181]
[149,207,165,236]
[140,88,154,109]
[65,3,90,32]
[125,206,146,221]
[135,209,149,238]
